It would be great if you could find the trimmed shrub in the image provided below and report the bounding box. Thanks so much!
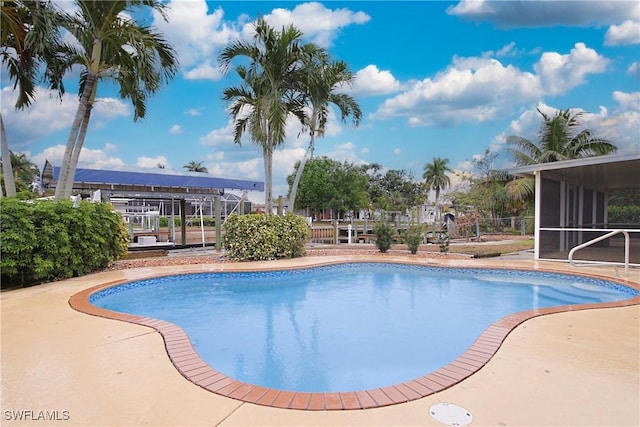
[437,231,450,254]
[0,199,129,287]
[404,224,424,254]
[223,213,310,261]
[374,221,394,253]
[608,205,640,224]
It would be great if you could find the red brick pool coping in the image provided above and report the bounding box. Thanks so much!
[69,261,640,411]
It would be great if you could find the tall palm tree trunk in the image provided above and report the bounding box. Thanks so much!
[62,101,94,198]
[55,38,100,201]
[0,114,16,197]
[288,135,315,212]
[263,145,274,213]
[54,75,95,200]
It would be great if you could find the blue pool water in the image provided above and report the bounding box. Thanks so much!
[91,263,637,393]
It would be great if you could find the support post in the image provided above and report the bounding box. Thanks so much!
[180,199,186,246]
[215,194,222,252]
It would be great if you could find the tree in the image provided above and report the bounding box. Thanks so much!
[10,152,40,193]
[454,149,529,220]
[287,48,361,211]
[1,0,71,197]
[54,0,178,200]
[219,18,308,213]
[423,157,452,220]
[183,160,208,173]
[364,166,425,215]
[508,108,617,166]
[506,107,617,202]
[287,156,369,219]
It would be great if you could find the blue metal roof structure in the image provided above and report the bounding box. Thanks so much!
[41,162,264,198]
[51,166,264,191]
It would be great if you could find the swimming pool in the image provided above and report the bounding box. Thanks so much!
[88,262,638,398]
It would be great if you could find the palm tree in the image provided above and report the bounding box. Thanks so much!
[506,107,617,202]
[423,157,452,221]
[507,108,617,166]
[287,47,362,211]
[183,160,208,173]
[10,152,40,192]
[1,0,71,197]
[219,18,308,213]
[54,0,178,200]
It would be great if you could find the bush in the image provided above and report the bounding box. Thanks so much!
[608,205,640,224]
[159,216,181,227]
[374,221,394,253]
[437,231,450,254]
[222,213,310,261]
[404,224,424,254]
[0,198,129,287]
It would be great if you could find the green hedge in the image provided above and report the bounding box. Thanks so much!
[159,216,217,227]
[1,198,129,287]
[608,205,640,224]
[223,213,310,261]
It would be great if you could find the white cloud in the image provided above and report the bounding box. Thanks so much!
[628,62,640,79]
[183,62,225,81]
[1,86,129,147]
[186,108,202,116]
[153,0,240,78]
[137,156,170,169]
[169,124,183,134]
[612,91,640,112]
[263,2,370,47]
[154,1,370,81]
[1,87,76,147]
[200,121,235,146]
[207,156,262,181]
[318,141,367,165]
[373,56,540,126]
[31,143,125,170]
[589,92,640,155]
[447,0,637,29]
[349,65,403,96]
[604,20,640,46]
[393,148,402,156]
[534,43,608,96]
[335,142,355,151]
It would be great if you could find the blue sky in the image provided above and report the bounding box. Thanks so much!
[2,1,639,203]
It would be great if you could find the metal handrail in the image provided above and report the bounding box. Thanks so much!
[568,229,630,277]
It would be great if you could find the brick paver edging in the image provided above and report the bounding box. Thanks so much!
[69,261,640,411]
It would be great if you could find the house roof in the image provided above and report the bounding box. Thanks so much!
[509,153,640,191]
[41,162,264,198]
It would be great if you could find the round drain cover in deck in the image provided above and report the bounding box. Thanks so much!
[429,403,473,426]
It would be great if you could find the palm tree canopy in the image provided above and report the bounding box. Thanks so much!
[1,0,73,109]
[297,46,362,138]
[219,18,308,148]
[423,157,452,198]
[507,108,617,166]
[183,160,208,173]
[63,0,179,120]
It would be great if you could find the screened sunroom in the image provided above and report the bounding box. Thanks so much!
[510,153,640,269]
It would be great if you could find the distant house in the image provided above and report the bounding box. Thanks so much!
[510,153,640,267]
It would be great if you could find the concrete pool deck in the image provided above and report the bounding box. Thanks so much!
[1,255,639,426]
